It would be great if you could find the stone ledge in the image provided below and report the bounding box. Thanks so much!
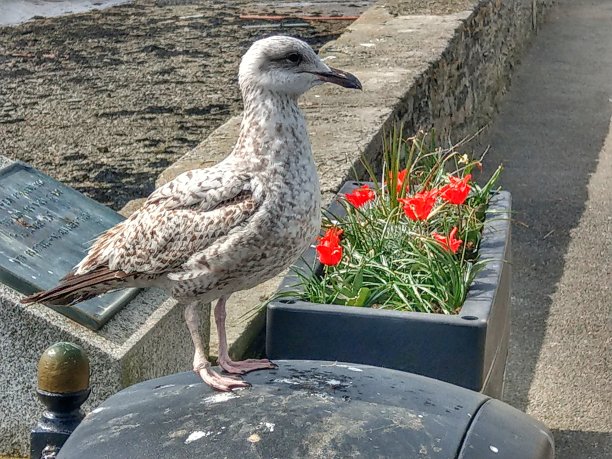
[121,0,555,361]
[0,282,211,455]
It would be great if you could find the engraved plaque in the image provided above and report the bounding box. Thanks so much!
[0,162,139,330]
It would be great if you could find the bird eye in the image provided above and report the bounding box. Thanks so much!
[286,53,302,64]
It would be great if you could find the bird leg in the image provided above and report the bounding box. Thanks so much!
[184,301,250,391]
[215,295,277,375]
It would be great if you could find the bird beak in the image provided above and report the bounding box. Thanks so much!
[312,67,362,90]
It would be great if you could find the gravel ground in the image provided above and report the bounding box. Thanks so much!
[0,1,368,210]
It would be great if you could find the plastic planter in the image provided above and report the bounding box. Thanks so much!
[266,182,512,397]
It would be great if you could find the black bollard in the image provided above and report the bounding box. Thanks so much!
[30,342,91,459]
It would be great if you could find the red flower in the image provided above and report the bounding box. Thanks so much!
[320,227,342,245]
[439,174,471,205]
[316,227,343,266]
[432,227,463,254]
[344,185,375,208]
[388,169,409,194]
[398,190,437,221]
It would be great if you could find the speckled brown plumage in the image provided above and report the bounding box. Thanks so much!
[23,36,361,391]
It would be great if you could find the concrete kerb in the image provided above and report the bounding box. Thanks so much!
[120,0,554,360]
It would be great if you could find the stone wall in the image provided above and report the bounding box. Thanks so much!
[131,0,555,362]
[395,0,554,143]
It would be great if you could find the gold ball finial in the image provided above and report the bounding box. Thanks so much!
[37,342,90,393]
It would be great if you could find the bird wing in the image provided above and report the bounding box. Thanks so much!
[146,168,252,211]
[74,166,260,276]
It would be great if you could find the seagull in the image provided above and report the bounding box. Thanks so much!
[22,36,362,391]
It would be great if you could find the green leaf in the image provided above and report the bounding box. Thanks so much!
[346,287,371,307]
[352,269,363,291]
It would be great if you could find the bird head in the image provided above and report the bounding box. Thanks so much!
[238,35,362,97]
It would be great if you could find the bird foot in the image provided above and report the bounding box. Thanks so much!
[219,358,277,375]
[194,363,251,392]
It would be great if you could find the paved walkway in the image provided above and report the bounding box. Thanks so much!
[474,0,611,457]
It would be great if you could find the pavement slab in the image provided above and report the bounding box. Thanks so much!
[472,0,612,457]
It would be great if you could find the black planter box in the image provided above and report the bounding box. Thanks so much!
[267,182,512,397]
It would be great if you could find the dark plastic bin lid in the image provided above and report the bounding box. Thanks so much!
[58,360,553,459]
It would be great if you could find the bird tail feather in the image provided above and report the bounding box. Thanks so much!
[21,267,130,306]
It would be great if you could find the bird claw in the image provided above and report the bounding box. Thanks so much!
[195,365,251,392]
[219,358,277,375]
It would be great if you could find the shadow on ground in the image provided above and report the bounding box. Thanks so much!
[553,430,612,459]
